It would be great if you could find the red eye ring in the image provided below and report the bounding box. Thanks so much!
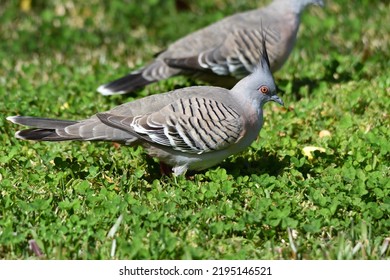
[259,85,269,94]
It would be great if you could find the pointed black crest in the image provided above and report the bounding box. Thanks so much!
[259,27,271,71]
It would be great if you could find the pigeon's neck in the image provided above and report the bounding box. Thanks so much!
[269,0,312,15]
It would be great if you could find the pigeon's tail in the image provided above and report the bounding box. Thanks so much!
[6,116,80,141]
[97,71,154,96]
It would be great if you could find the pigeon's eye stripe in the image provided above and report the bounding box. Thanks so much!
[259,85,269,94]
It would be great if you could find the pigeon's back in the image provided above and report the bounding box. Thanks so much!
[160,5,289,61]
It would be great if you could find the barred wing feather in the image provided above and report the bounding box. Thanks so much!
[165,29,281,78]
[97,97,243,154]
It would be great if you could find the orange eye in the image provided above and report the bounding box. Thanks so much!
[259,85,269,94]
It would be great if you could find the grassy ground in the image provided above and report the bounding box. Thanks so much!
[0,0,389,259]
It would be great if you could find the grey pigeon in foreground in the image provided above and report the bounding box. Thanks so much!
[8,42,283,176]
[97,0,323,96]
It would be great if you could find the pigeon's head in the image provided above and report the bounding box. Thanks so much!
[232,39,283,108]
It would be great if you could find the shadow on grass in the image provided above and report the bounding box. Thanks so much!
[221,151,290,178]
[132,149,290,181]
[52,156,89,179]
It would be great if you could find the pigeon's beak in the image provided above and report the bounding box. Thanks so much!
[270,95,284,106]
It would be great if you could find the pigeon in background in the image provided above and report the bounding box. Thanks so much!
[97,0,324,96]
[8,40,283,176]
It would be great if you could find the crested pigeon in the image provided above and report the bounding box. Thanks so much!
[8,42,283,176]
[97,0,324,96]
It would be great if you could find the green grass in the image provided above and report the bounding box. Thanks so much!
[0,0,389,259]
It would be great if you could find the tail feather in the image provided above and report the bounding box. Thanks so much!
[7,116,77,129]
[7,116,79,141]
[7,116,138,143]
[15,128,76,141]
[97,72,154,96]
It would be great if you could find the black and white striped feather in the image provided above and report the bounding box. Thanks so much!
[97,97,242,154]
[165,28,281,78]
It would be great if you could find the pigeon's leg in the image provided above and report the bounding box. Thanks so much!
[159,162,173,176]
